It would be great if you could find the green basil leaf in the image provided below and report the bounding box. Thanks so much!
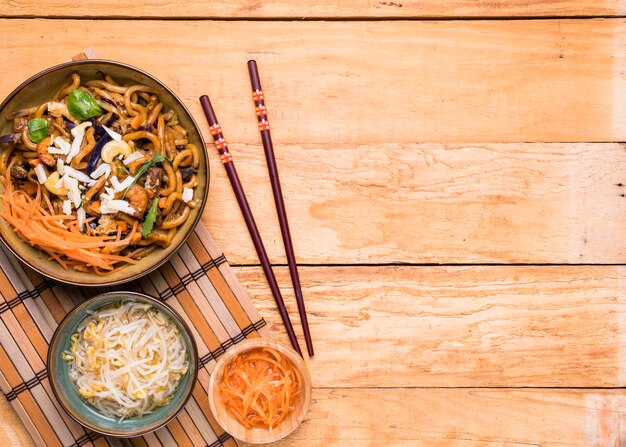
[142,197,160,238]
[122,153,169,198]
[67,89,104,120]
[27,118,49,143]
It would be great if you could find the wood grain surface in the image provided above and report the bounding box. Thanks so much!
[204,142,626,264]
[1,0,625,18]
[4,388,626,447]
[243,266,626,387]
[0,19,625,146]
[0,396,33,447]
[4,263,626,446]
[278,389,626,446]
[2,19,626,263]
[1,4,625,447]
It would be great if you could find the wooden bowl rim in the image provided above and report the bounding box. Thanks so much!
[208,338,313,443]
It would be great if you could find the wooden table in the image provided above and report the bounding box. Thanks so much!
[1,1,626,445]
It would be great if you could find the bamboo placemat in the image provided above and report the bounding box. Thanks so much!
[0,220,270,447]
[0,49,272,446]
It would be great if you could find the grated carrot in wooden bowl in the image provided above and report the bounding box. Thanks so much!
[217,347,303,431]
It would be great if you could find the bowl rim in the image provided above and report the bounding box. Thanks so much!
[207,338,313,443]
[46,290,200,438]
[0,59,209,287]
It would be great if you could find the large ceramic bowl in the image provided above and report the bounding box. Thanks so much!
[47,291,199,437]
[0,60,209,286]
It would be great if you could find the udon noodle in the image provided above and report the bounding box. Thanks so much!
[0,73,200,274]
[63,301,189,419]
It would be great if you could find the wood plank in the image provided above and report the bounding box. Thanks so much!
[1,0,624,18]
[0,394,36,447]
[278,388,626,446]
[0,19,624,145]
[206,142,626,264]
[237,265,626,387]
[3,21,625,263]
[3,388,626,446]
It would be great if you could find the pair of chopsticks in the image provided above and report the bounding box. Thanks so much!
[199,60,314,357]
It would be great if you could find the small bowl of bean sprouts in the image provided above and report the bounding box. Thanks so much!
[47,291,198,437]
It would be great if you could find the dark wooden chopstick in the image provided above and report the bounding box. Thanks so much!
[247,60,314,357]
[199,94,303,356]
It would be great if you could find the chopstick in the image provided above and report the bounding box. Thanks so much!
[199,94,303,356]
[247,60,314,357]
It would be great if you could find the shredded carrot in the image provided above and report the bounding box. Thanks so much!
[129,114,143,130]
[0,168,137,273]
[128,220,139,243]
[116,220,127,232]
[218,347,303,430]
[43,193,54,215]
[40,214,74,220]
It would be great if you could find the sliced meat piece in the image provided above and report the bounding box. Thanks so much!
[10,156,29,181]
[12,117,28,133]
[154,207,163,228]
[144,166,164,199]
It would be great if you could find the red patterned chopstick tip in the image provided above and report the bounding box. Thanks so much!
[252,89,264,102]
[252,89,270,132]
[208,121,232,164]
[199,95,233,165]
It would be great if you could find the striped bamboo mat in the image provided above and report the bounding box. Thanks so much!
[0,222,269,447]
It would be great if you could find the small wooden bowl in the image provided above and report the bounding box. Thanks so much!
[208,339,312,444]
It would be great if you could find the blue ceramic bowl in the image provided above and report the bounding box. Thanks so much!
[47,291,198,437]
